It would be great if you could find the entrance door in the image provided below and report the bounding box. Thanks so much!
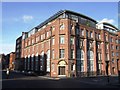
[58,66,65,75]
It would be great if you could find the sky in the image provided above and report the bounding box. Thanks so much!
[1,2,119,55]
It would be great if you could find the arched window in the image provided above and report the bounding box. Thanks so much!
[40,51,44,71]
[88,50,93,59]
[46,50,50,72]
[35,53,38,71]
[87,50,94,71]
[28,55,30,70]
[31,54,34,71]
[24,56,27,70]
[80,50,84,59]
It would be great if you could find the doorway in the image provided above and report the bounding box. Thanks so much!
[58,66,65,75]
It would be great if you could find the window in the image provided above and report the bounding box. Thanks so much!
[52,50,55,59]
[32,39,34,44]
[70,37,74,45]
[116,52,119,56]
[35,54,38,71]
[46,50,50,72]
[46,31,49,37]
[111,37,113,42]
[90,60,94,71]
[60,49,65,58]
[112,58,114,63]
[60,23,65,30]
[90,31,93,38]
[106,44,109,49]
[28,40,30,45]
[36,36,39,42]
[80,39,84,46]
[111,45,114,49]
[81,60,84,72]
[60,35,65,44]
[116,46,119,50]
[116,39,118,44]
[86,30,88,37]
[112,52,114,57]
[98,33,101,39]
[31,54,34,70]
[98,53,101,60]
[28,56,30,70]
[52,37,55,45]
[76,28,79,34]
[71,49,74,59]
[95,32,98,39]
[105,34,108,41]
[88,50,93,59]
[41,34,43,40]
[81,50,84,59]
[81,29,84,36]
[52,26,55,32]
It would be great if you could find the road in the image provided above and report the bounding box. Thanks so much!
[1,71,120,88]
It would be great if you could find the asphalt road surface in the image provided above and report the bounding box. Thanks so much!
[2,71,120,88]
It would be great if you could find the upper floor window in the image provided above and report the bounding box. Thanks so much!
[81,29,84,36]
[70,37,74,45]
[59,49,65,58]
[51,26,55,32]
[60,35,65,44]
[46,31,49,38]
[86,30,88,37]
[116,52,119,56]
[111,44,114,49]
[28,40,31,45]
[112,52,114,57]
[71,49,75,59]
[90,31,93,38]
[32,39,34,44]
[80,39,84,46]
[52,49,55,59]
[116,46,119,50]
[98,33,101,39]
[110,37,113,42]
[36,36,39,42]
[116,39,118,44]
[105,34,108,41]
[52,37,55,45]
[60,23,65,30]
[81,50,84,59]
[95,32,98,39]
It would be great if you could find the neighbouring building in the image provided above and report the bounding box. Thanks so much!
[0,54,10,70]
[15,36,23,71]
[9,52,15,70]
[20,10,120,77]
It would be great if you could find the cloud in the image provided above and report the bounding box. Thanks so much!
[22,15,34,23]
[98,18,115,24]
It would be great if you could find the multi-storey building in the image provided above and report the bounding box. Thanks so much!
[15,36,22,71]
[21,10,120,77]
[9,52,15,70]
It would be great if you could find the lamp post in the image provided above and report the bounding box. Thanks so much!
[106,61,109,83]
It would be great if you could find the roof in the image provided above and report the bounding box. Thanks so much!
[36,10,97,29]
[103,22,119,30]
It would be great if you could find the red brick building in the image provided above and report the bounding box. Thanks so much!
[21,10,120,77]
[9,52,15,70]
